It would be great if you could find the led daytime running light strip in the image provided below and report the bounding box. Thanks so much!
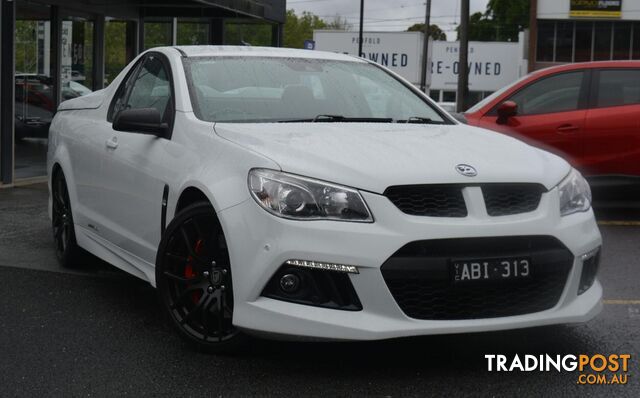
[285,259,359,274]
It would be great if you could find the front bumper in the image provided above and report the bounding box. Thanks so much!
[218,188,602,341]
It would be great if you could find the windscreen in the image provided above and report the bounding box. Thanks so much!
[183,56,449,123]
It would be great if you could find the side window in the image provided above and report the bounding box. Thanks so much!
[126,56,172,120]
[109,59,143,121]
[508,71,584,115]
[109,55,173,123]
[596,69,640,108]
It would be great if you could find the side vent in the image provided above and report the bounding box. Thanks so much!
[161,184,169,236]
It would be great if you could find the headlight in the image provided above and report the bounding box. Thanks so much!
[557,169,592,216]
[248,169,373,222]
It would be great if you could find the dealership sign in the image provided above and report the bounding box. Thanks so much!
[570,0,622,18]
[429,41,521,92]
[313,31,522,92]
[313,30,428,85]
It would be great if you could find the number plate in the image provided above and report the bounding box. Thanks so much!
[451,257,531,284]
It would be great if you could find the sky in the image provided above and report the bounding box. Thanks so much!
[288,0,490,41]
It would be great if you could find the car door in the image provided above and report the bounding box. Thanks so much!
[96,53,174,264]
[582,68,640,176]
[477,70,589,165]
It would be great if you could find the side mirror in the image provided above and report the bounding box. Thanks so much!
[496,101,518,125]
[113,108,168,137]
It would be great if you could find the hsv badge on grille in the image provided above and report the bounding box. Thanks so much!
[455,164,477,177]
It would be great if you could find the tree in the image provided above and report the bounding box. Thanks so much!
[457,12,497,42]
[406,23,447,41]
[486,0,530,42]
[325,14,352,31]
[457,0,529,42]
[283,10,328,48]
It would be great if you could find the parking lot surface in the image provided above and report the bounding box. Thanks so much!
[0,184,638,397]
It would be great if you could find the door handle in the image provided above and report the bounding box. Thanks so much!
[556,124,579,133]
[106,137,119,149]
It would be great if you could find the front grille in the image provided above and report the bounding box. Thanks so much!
[384,184,546,217]
[381,236,573,320]
[384,185,467,217]
[482,184,546,216]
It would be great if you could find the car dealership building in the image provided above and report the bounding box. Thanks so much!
[0,0,285,187]
[529,0,640,71]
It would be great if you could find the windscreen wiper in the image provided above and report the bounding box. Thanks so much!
[396,116,446,124]
[279,115,394,123]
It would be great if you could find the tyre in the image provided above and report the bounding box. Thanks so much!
[51,170,84,268]
[156,202,246,353]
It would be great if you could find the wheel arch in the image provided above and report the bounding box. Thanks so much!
[175,186,211,216]
[48,152,79,223]
[51,162,63,181]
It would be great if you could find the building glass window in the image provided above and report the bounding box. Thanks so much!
[596,70,640,107]
[575,22,593,62]
[536,21,555,62]
[15,3,52,180]
[555,22,574,62]
[429,90,440,102]
[62,17,94,91]
[225,23,273,46]
[442,91,456,103]
[594,22,613,61]
[177,21,210,45]
[145,21,173,49]
[633,23,640,59]
[105,20,136,85]
[613,22,632,60]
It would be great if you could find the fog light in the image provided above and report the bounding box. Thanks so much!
[262,265,362,311]
[279,273,301,293]
[578,247,601,295]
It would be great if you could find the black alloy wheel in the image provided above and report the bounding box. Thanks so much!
[51,170,83,267]
[156,202,245,353]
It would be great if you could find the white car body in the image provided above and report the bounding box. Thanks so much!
[48,46,602,342]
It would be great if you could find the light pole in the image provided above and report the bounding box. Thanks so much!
[420,0,432,93]
[358,0,364,56]
[456,0,470,113]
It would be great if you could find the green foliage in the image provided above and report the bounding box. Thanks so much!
[283,10,327,48]
[177,23,210,45]
[324,15,352,31]
[15,21,39,74]
[406,23,447,41]
[105,22,127,84]
[457,0,529,42]
[225,23,273,46]
[464,12,498,41]
[144,22,173,49]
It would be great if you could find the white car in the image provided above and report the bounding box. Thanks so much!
[48,46,602,352]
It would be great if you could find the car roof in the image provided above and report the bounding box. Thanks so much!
[165,45,366,63]
[535,60,640,75]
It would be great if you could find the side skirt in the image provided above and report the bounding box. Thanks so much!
[75,225,157,286]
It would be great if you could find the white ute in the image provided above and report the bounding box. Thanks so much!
[48,46,602,352]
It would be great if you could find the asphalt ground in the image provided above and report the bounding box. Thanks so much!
[0,183,638,397]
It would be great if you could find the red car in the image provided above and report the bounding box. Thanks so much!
[463,61,640,194]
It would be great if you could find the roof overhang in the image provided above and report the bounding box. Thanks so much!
[188,0,285,23]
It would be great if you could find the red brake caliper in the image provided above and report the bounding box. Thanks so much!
[185,239,205,304]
